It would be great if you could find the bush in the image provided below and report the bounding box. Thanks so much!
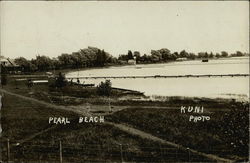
[97,80,112,96]
[219,102,249,156]
[54,72,67,88]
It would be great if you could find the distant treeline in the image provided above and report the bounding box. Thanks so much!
[15,47,118,72]
[14,46,249,72]
[119,49,249,63]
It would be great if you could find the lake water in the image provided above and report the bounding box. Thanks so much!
[66,57,249,100]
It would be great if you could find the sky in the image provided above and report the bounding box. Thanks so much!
[0,1,249,59]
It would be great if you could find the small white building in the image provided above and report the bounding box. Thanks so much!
[128,59,136,65]
[128,56,136,65]
[176,57,187,61]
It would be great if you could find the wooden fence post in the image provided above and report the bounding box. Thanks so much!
[175,147,178,159]
[119,144,123,163]
[159,144,163,159]
[7,139,10,163]
[59,140,63,163]
[187,148,190,162]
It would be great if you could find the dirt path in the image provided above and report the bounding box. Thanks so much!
[0,89,234,162]
[0,89,91,117]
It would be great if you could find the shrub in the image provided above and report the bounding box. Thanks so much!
[219,102,249,156]
[97,80,112,96]
[55,72,67,88]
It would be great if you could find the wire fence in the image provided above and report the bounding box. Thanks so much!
[0,139,234,163]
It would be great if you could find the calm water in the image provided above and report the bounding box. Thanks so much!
[66,57,249,100]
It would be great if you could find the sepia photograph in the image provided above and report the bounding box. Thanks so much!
[0,1,249,162]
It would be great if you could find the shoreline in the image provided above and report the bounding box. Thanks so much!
[36,56,249,75]
[7,56,248,102]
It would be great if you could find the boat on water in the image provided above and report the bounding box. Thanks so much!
[202,59,209,62]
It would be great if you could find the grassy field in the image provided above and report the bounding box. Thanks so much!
[1,93,212,162]
[8,123,213,162]
[3,76,145,105]
[1,93,78,141]
[107,102,249,161]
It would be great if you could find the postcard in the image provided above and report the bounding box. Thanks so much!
[0,1,249,162]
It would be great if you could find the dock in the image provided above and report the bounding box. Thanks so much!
[66,74,249,79]
[10,73,249,80]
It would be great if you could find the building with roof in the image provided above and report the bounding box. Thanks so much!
[0,56,21,74]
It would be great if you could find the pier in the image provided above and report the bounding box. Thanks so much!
[9,73,249,80]
[66,74,249,79]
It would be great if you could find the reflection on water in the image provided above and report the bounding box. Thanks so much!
[66,57,249,100]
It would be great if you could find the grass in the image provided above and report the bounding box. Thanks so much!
[1,93,78,141]
[3,76,145,106]
[107,102,249,161]
[7,122,213,163]
[1,92,212,162]
[1,75,248,162]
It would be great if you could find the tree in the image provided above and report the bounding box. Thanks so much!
[133,51,141,62]
[15,57,37,72]
[151,50,162,62]
[221,51,228,57]
[15,57,29,71]
[118,54,128,61]
[140,54,149,63]
[236,51,244,57]
[127,50,134,60]
[96,49,104,66]
[158,48,171,61]
[58,53,74,68]
[55,72,67,88]
[204,52,209,58]
[198,52,206,58]
[107,56,118,64]
[180,50,189,58]
[189,53,196,60]
[71,52,81,68]
[0,64,7,88]
[102,50,107,63]
[209,52,214,58]
[1,73,7,88]
[51,58,62,70]
[173,52,179,59]
[97,80,112,96]
[34,55,53,71]
[215,53,221,58]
